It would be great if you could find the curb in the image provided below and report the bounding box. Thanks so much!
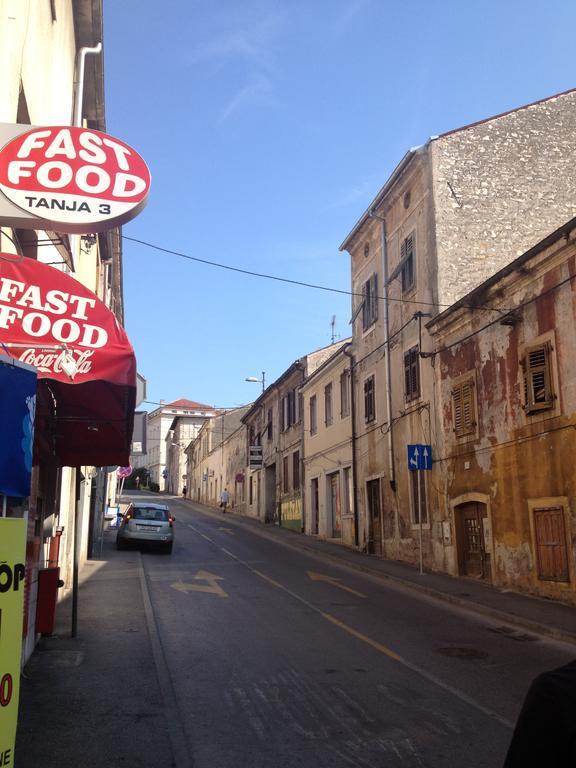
[177,497,576,648]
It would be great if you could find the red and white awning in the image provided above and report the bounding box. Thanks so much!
[0,254,136,466]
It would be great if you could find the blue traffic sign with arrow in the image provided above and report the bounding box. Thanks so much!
[407,444,432,471]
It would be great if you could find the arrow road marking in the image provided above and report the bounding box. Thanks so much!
[307,571,367,598]
[171,569,228,598]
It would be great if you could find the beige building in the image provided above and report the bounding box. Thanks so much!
[187,407,251,508]
[301,342,355,546]
[243,342,347,529]
[145,398,215,490]
[0,0,138,663]
[340,89,576,566]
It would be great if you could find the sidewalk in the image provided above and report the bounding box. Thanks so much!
[15,538,175,768]
[187,498,576,647]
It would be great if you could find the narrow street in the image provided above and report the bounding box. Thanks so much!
[19,492,571,768]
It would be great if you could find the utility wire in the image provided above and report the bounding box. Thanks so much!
[122,234,509,314]
[428,268,576,357]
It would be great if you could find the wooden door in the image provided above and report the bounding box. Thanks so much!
[534,507,569,582]
[456,502,490,580]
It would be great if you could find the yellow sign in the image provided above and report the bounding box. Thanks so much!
[0,518,26,768]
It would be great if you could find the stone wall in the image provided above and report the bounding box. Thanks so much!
[431,89,576,306]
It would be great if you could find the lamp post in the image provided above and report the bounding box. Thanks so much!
[245,371,265,393]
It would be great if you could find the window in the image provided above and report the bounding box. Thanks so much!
[362,273,378,330]
[293,451,300,490]
[404,346,420,401]
[267,408,273,441]
[340,370,350,418]
[283,456,289,492]
[410,471,428,524]
[310,395,317,435]
[401,233,415,293]
[533,506,569,582]
[364,376,375,422]
[324,383,333,426]
[452,378,476,437]
[522,343,554,414]
[281,388,299,431]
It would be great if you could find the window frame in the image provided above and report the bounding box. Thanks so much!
[324,382,333,426]
[522,341,555,414]
[401,232,416,293]
[364,375,376,423]
[404,346,420,402]
[309,395,317,435]
[340,370,350,418]
[451,376,477,438]
[362,272,378,331]
[292,450,300,490]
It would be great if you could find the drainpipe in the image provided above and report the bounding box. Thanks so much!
[71,43,102,267]
[369,211,396,492]
[343,344,359,547]
[69,43,101,633]
[73,43,102,127]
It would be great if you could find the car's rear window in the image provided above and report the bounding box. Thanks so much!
[132,507,168,521]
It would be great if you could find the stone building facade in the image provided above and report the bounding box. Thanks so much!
[339,88,576,570]
[428,218,576,604]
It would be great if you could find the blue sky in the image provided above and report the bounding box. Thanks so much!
[104,0,576,410]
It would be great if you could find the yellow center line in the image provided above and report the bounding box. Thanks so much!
[320,611,403,662]
[187,521,513,728]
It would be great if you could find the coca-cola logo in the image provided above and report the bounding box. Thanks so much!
[0,126,150,233]
[19,349,94,377]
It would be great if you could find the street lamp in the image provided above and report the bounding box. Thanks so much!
[245,371,265,393]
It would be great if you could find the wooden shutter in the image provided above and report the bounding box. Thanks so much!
[523,343,553,413]
[452,379,475,436]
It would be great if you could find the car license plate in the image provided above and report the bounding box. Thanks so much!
[137,525,159,531]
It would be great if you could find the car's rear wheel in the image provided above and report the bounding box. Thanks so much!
[116,538,126,550]
[162,542,173,555]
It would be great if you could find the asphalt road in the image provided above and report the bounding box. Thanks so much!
[139,495,575,768]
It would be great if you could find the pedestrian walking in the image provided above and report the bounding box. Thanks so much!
[220,488,230,513]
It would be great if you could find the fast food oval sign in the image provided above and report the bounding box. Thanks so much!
[0,125,150,234]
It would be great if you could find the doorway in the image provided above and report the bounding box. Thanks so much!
[455,501,491,580]
[310,478,319,534]
[366,479,382,555]
[327,472,341,538]
[265,463,276,524]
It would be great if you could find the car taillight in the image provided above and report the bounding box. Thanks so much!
[168,516,174,527]
[125,512,133,522]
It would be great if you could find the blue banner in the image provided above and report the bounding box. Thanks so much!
[0,356,37,496]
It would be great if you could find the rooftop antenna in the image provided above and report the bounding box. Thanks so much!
[331,315,336,344]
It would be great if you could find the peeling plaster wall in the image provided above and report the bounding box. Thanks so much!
[432,234,576,603]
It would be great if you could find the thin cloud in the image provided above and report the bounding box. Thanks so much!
[219,73,277,122]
